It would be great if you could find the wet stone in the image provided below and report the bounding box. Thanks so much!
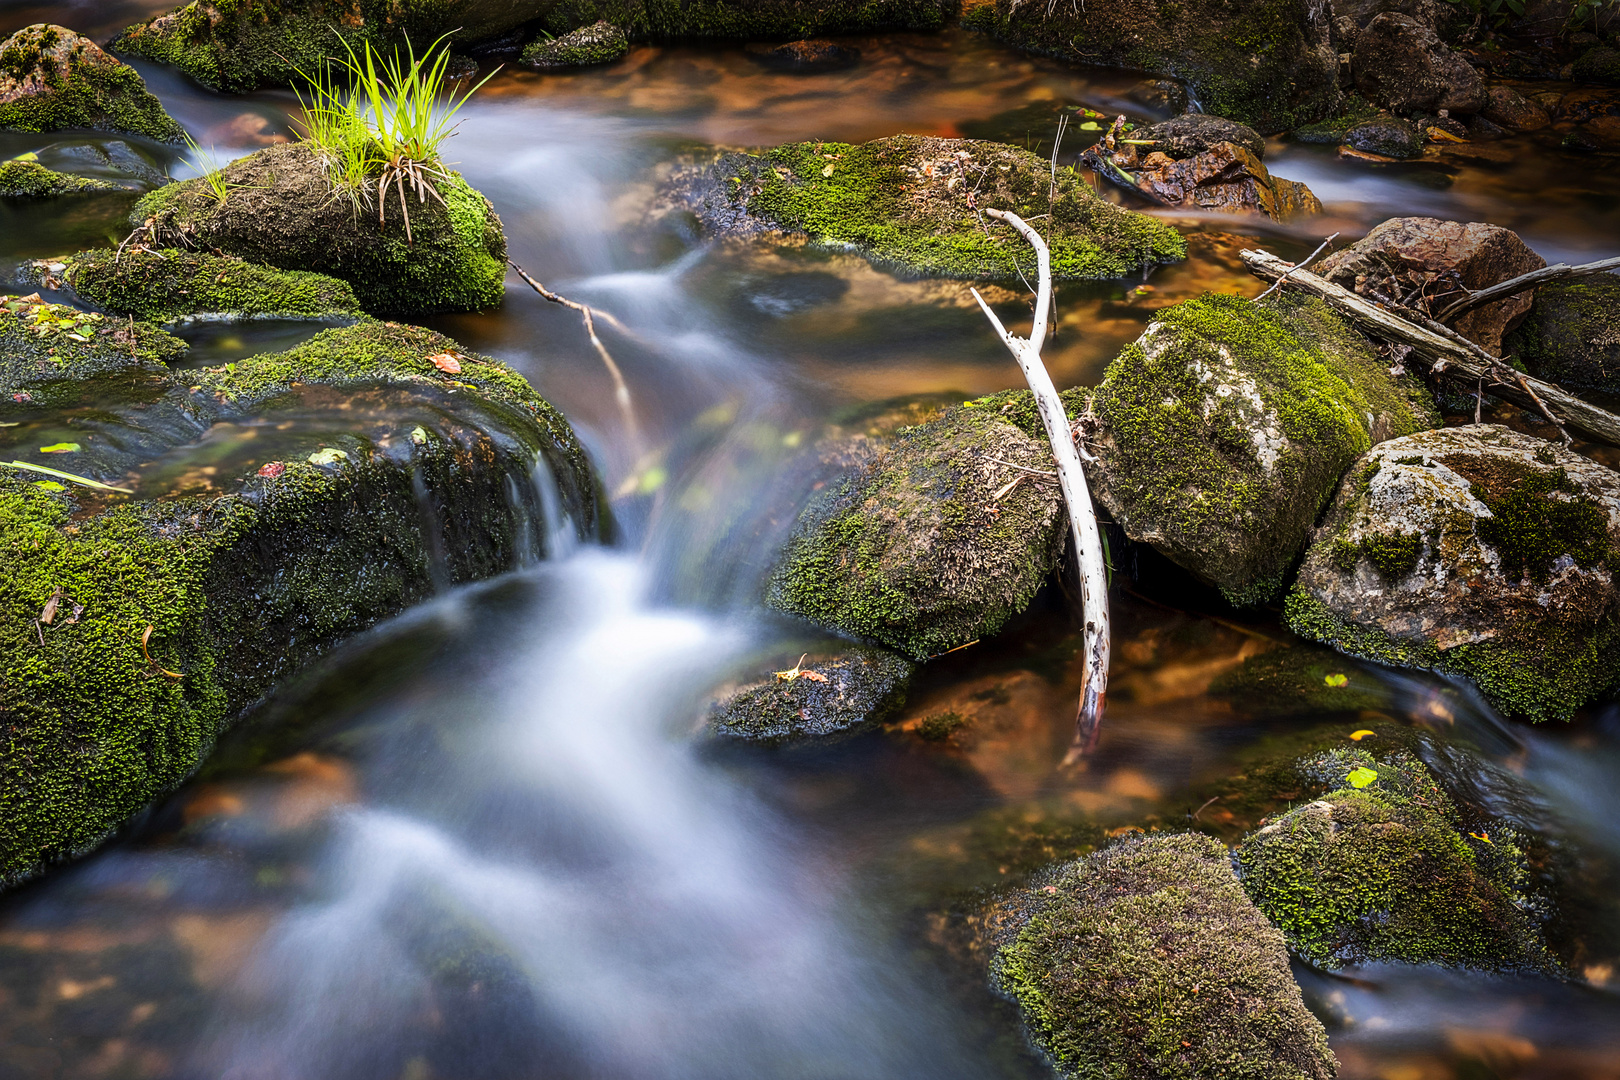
[745,39,862,72]
[705,645,914,743]
[520,21,629,70]
[1342,117,1427,158]
[1351,12,1486,115]
[1141,113,1267,160]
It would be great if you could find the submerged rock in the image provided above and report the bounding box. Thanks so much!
[520,21,629,70]
[745,39,862,73]
[1315,217,1546,356]
[1286,425,1620,723]
[684,135,1185,279]
[113,0,555,92]
[1351,13,1486,115]
[39,248,364,323]
[765,401,1067,659]
[961,0,1340,134]
[1238,748,1554,972]
[0,158,119,197]
[0,24,184,144]
[0,315,605,888]
[1083,293,1440,606]
[988,833,1337,1080]
[132,142,506,317]
[1506,275,1620,393]
[705,645,914,743]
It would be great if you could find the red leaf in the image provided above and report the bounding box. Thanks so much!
[257,461,285,478]
[11,392,32,403]
[428,352,462,374]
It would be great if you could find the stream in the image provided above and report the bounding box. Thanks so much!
[4,4,1620,1078]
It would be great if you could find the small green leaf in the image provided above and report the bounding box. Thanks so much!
[12,151,39,162]
[1346,767,1378,789]
[31,480,65,491]
[307,447,348,466]
[39,442,80,453]
[1324,673,1348,687]
[1078,121,1102,131]
[410,425,428,445]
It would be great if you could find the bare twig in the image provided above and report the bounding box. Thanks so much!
[974,207,1111,762]
[1436,255,1620,322]
[508,259,642,454]
[1241,248,1620,448]
[1253,233,1339,303]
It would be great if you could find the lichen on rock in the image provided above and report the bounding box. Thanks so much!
[960,0,1341,134]
[520,21,629,69]
[132,142,506,316]
[42,247,364,324]
[1084,292,1440,606]
[705,645,914,744]
[0,24,184,144]
[1285,424,1620,723]
[764,402,1066,660]
[0,318,606,888]
[681,135,1185,280]
[987,832,1337,1080]
[1238,747,1554,972]
[0,158,120,197]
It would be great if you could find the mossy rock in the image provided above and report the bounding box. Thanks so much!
[44,247,364,323]
[684,135,1185,280]
[112,0,554,92]
[0,24,184,144]
[0,318,606,888]
[1085,292,1440,607]
[1572,45,1620,86]
[0,159,121,197]
[988,833,1337,1080]
[764,402,1065,660]
[1504,276,1620,394]
[133,142,505,317]
[1290,93,1384,143]
[520,21,629,69]
[1285,424,1620,723]
[705,644,914,743]
[1237,748,1554,972]
[960,0,1341,135]
[537,0,953,41]
[1,294,185,408]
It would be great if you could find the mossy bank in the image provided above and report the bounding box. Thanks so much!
[133,142,506,317]
[0,316,606,888]
[683,135,1185,280]
[1,24,184,144]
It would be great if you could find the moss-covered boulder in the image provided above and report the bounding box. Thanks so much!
[960,0,1340,134]
[538,0,952,42]
[112,0,554,92]
[133,142,505,316]
[41,247,364,323]
[684,135,1185,280]
[520,21,629,69]
[1505,276,1620,394]
[1285,424,1620,723]
[765,402,1066,659]
[1083,292,1440,606]
[0,159,120,197]
[705,645,914,743]
[1,294,186,407]
[1238,748,1554,972]
[0,316,605,887]
[1,25,184,145]
[987,833,1337,1080]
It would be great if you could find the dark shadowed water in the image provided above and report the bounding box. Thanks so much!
[4,5,1620,1077]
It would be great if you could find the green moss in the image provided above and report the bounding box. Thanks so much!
[1504,277,1620,394]
[1090,292,1438,605]
[0,24,184,144]
[715,135,1185,280]
[706,645,914,743]
[991,833,1336,1080]
[1572,45,1620,86]
[962,0,1340,134]
[520,21,629,68]
[1467,464,1616,583]
[1291,94,1384,143]
[539,0,953,40]
[964,386,1091,441]
[765,404,1063,659]
[133,142,505,316]
[917,709,968,741]
[52,247,363,323]
[0,160,120,197]
[1334,529,1424,578]
[1,294,184,408]
[1237,749,1553,972]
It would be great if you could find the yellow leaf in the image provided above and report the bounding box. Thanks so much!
[1469,831,1492,844]
[820,164,834,178]
[1324,673,1348,687]
[1349,729,1376,741]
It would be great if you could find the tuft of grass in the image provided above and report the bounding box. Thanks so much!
[180,131,231,204]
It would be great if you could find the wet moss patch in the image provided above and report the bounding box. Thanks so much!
[0,160,120,197]
[0,25,182,144]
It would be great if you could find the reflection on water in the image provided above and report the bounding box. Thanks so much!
[3,15,1620,1080]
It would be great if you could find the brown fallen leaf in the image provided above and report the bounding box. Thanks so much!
[427,352,462,374]
[39,586,63,625]
[799,670,828,682]
[257,461,285,478]
[141,625,183,679]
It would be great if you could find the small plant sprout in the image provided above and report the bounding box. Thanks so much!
[181,131,231,204]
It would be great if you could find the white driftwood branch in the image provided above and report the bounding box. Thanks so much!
[975,207,1110,760]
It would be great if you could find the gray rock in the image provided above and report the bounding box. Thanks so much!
[1352,13,1486,114]
[1285,424,1620,723]
[1343,117,1426,157]
[706,646,914,743]
[1142,112,1267,160]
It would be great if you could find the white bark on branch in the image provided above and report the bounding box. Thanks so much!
[974,207,1111,761]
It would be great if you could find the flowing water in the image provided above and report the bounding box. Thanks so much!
[4,5,1620,1077]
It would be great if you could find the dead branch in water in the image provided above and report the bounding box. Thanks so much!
[973,207,1111,762]
[508,258,643,453]
[1240,248,1620,450]
[1435,254,1620,322]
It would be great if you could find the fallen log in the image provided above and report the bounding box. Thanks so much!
[1241,248,1620,449]
[974,208,1111,761]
